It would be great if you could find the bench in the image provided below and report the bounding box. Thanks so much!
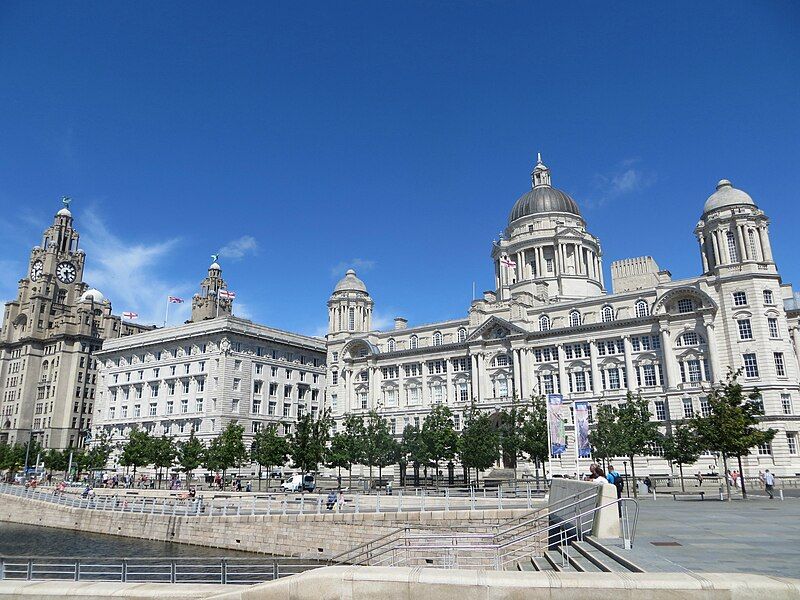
[671,491,705,501]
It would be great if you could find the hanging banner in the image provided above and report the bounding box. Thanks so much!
[574,401,591,459]
[547,393,567,457]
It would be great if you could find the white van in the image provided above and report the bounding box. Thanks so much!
[280,473,316,492]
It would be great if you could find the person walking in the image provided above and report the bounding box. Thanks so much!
[763,470,775,499]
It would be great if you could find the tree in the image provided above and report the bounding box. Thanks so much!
[420,405,458,487]
[289,409,333,478]
[177,430,205,485]
[86,430,115,472]
[362,411,395,487]
[42,448,68,478]
[615,393,660,498]
[589,403,620,469]
[459,407,499,485]
[519,396,549,488]
[203,436,227,485]
[151,436,177,488]
[325,432,351,484]
[661,423,701,492]
[342,413,366,488]
[399,424,427,487]
[692,369,776,501]
[207,422,249,487]
[0,443,25,481]
[118,429,153,481]
[251,424,289,491]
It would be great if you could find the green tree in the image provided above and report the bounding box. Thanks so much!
[519,395,549,488]
[615,393,660,498]
[325,432,351,484]
[119,429,154,481]
[203,436,227,485]
[661,423,701,492]
[151,436,177,488]
[176,430,205,485]
[251,424,289,491]
[207,422,249,486]
[85,430,115,472]
[362,411,394,487]
[399,424,427,487]
[499,395,525,477]
[589,403,620,469]
[692,369,776,501]
[421,405,458,487]
[42,448,68,478]
[289,409,333,478]
[0,443,26,481]
[342,413,366,488]
[459,407,499,484]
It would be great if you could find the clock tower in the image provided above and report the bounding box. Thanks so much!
[0,199,152,451]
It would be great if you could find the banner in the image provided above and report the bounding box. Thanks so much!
[547,393,567,457]
[574,401,591,459]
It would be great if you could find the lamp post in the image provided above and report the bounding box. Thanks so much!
[622,460,629,497]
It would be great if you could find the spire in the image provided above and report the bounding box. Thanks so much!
[531,152,551,188]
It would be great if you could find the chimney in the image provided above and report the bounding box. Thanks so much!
[394,317,408,330]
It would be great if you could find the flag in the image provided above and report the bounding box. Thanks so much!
[218,289,236,300]
[122,311,138,320]
[168,296,184,304]
[500,254,517,268]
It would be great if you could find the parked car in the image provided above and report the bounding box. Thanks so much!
[280,473,316,492]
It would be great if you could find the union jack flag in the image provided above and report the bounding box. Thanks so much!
[168,296,184,304]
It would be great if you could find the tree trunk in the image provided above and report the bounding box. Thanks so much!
[349,464,353,490]
[737,455,748,500]
[679,463,685,492]
[629,456,638,498]
[535,459,540,490]
[722,454,731,501]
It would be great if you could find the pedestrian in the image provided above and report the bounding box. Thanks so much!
[695,472,703,487]
[326,490,337,510]
[764,470,775,499]
[246,481,252,493]
[336,490,345,512]
[590,464,607,485]
[643,476,653,493]
[606,464,624,497]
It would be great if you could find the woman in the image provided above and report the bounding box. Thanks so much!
[591,464,607,485]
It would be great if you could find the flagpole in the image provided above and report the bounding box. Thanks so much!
[164,297,169,328]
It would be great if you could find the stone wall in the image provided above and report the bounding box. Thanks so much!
[0,494,531,559]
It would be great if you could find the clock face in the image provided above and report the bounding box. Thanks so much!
[30,260,44,282]
[56,262,77,284]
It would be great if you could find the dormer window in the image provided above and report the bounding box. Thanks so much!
[387,338,396,352]
[457,327,467,342]
[410,335,418,349]
[538,315,550,331]
[432,331,443,346]
[635,300,649,318]
[601,305,614,323]
[569,310,581,327]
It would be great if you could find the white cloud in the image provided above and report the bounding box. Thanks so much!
[586,160,656,208]
[80,209,192,326]
[330,258,376,277]
[219,235,258,260]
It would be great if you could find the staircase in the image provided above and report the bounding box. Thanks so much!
[515,536,644,573]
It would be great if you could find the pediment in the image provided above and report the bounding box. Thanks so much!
[466,315,527,342]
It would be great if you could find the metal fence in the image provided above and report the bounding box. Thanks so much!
[0,556,323,585]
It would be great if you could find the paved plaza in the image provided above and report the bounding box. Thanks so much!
[618,496,800,578]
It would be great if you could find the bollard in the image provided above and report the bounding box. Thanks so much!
[421,491,425,512]
[252,496,256,516]
[652,489,656,501]
[719,486,724,501]
[316,497,322,514]
[397,490,402,513]
[300,495,305,515]
[208,499,214,518]
[780,489,784,501]
[445,487,449,512]
[267,497,271,516]
[376,493,380,513]
[282,498,287,516]
[236,503,241,516]
[355,495,360,514]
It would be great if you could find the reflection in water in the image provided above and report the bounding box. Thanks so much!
[0,523,257,557]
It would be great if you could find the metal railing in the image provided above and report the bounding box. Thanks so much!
[0,556,324,585]
[0,482,537,517]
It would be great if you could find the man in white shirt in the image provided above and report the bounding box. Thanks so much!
[763,470,775,499]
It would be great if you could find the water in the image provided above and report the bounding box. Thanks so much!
[0,523,257,558]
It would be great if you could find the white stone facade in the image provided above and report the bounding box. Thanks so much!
[326,159,800,477]
[92,313,326,461]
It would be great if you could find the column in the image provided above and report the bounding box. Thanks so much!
[699,238,709,272]
[398,359,406,408]
[421,360,428,407]
[345,369,353,412]
[703,319,721,384]
[622,335,636,392]
[711,230,721,267]
[589,340,602,393]
[557,345,567,396]
[659,326,678,389]
[760,225,774,262]
[597,256,605,289]
[470,354,480,401]
[519,348,529,400]
[479,353,490,400]
[736,224,747,262]
[512,349,522,399]
[445,357,454,404]
[789,326,800,373]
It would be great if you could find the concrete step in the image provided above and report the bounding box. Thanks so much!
[532,556,553,571]
[572,540,632,573]
[557,546,601,572]
[544,549,575,572]
[584,536,646,572]
[516,557,536,571]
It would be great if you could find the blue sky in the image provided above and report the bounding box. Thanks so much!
[1,2,798,335]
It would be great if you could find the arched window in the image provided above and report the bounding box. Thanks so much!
[539,315,550,331]
[348,307,356,331]
[432,331,443,346]
[763,289,774,305]
[493,354,509,367]
[569,310,581,327]
[457,327,467,343]
[601,305,614,323]
[410,335,418,349]
[676,331,706,347]
[748,229,758,260]
[635,300,649,318]
[57,289,67,304]
[726,231,738,262]
[387,338,396,352]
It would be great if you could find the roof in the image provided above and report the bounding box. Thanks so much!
[509,186,581,223]
[703,180,755,214]
[333,269,368,293]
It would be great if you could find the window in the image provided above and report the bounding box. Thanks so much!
[737,319,753,340]
[458,327,467,343]
[569,311,581,327]
[432,331,443,346]
[540,374,555,394]
[431,384,445,404]
[682,398,694,418]
[654,400,666,421]
[748,229,758,260]
[781,394,792,415]
[283,403,291,417]
[408,387,420,405]
[149,403,157,416]
[634,300,649,318]
[788,433,798,455]
[757,441,772,456]
[763,289,774,305]
[768,318,779,339]
[686,360,702,382]
[359,392,368,410]
[348,308,355,330]
[150,384,159,397]
[358,370,369,382]
[545,257,553,273]
[677,299,694,314]
[642,364,657,387]
[387,338,396,352]
[252,398,262,414]
[181,399,188,413]
[331,371,338,385]
[742,353,759,378]
[774,352,786,377]
[601,305,614,323]
[496,378,509,398]
[538,315,550,331]
[732,291,747,306]
[385,389,398,407]
[700,396,711,417]
[573,371,586,392]
[494,354,509,367]
[166,400,174,414]
[410,335,418,349]
[726,231,738,262]
[458,382,469,402]
[133,404,141,417]
[196,398,203,412]
[606,368,620,390]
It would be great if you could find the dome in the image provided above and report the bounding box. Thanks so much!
[209,262,221,271]
[509,186,581,223]
[334,269,368,293]
[703,180,755,214]
[79,288,105,303]
[56,207,72,217]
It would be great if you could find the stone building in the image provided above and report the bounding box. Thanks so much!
[92,262,326,466]
[326,156,800,476]
[0,200,152,450]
